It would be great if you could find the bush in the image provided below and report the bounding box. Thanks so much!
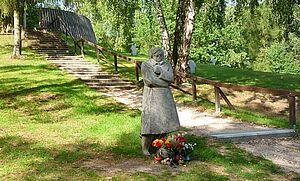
[265,42,299,74]
[222,49,251,69]
[26,4,40,29]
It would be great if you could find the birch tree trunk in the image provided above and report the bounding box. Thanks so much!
[153,0,172,63]
[12,8,21,57]
[174,0,195,85]
[172,0,185,68]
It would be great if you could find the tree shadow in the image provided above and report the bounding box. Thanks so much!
[0,127,288,180]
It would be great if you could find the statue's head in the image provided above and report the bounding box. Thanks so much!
[149,47,164,63]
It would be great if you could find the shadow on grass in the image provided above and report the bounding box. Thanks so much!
[0,64,58,74]
[0,63,140,124]
[0,136,100,180]
[0,133,287,180]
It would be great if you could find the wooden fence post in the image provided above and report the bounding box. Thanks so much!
[96,45,99,63]
[114,54,118,72]
[192,77,197,102]
[217,87,235,110]
[135,61,139,83]
[81,40,84,57]
[73,40,77,54]
[215,86,221,113]
[288,95,296,129]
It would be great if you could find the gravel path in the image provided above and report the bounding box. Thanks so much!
[101,88,300,174]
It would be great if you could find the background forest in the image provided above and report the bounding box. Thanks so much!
[68,0,300,75]
[2,0,300,75]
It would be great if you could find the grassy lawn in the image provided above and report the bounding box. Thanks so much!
[196,64,300,92]
[1,35,299,180]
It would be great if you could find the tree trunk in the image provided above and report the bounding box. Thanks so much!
[12,9,21,58]
[174,0,195,85]
[172,0,185,69]
[153,0,172,62]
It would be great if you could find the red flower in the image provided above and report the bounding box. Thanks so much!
[161,137,166,142]
[177,136,187,143]
[177,143,183,149]
[166,143,172,149]
[173,134,178,138]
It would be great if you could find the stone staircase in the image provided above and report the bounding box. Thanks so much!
[27,29,136,92]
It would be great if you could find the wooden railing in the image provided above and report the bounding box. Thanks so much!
[190,75,299,129]
[83,39,143,82]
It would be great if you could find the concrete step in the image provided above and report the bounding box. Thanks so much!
[39,49,71,53]
[210,129,296,140]
[85,81,133,87]
[31,47,69,50]
[70,73,120,79]
[59,66,100,69]
[60,68,102,73]
[46,57,82,60]
[83,78,131,83]
[42,53,74,56]
[45,55,83,59]
[90,84,137,90]
[49,61,92,65]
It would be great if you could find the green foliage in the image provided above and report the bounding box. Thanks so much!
[265,41,300,74]
[26,3,39,28]
[76,0,139,52]
[65,0,300,74]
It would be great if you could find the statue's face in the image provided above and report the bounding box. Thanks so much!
[152,52,163,62]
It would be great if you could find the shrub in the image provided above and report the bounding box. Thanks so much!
[265,42,299,74]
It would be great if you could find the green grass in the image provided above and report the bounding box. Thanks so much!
[1,35,298,180]
[196,64,300,92]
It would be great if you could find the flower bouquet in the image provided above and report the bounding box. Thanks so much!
[152,133,196,165]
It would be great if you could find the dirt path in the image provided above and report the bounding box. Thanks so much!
[101,88,300,175]
[235,136,300,174]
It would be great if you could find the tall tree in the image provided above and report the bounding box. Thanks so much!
[0,0,25,58]
[153,0,172,62]
[154,0,199,84]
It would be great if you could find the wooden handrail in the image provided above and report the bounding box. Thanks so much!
[57,16,82,54]
[84,40,138,62]
[189,75,299,128]
[191,76,300,97]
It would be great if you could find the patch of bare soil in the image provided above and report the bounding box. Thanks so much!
[193,84,299,122]
[234,136,300,174]
[81,157,189,176]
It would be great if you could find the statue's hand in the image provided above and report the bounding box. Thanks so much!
[154,65,162,76]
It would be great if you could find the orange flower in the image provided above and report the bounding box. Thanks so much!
[152,139,163,148]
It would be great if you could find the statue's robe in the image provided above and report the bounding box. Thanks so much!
[141,59,180,135]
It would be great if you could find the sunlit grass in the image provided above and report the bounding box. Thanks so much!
[196,64,300,92]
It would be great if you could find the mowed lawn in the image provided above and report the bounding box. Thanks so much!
[0,35,299,180]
